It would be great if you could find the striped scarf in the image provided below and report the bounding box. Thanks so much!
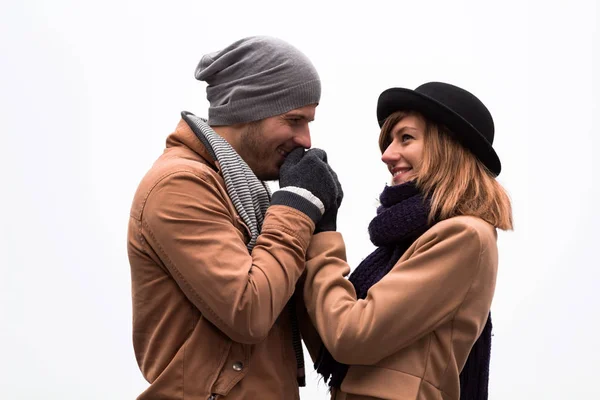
[182,112,271,251]
[181,111,306,386]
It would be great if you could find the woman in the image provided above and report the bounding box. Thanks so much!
[302,82,512,400]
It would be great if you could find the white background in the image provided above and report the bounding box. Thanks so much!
[1,0,598,399]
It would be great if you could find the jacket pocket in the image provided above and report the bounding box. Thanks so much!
[341,365,431,400]
[210,340,251,397]
[182,314,232,398]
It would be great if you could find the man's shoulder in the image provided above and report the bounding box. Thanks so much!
[129,150,224,220]
[158,147,218,179]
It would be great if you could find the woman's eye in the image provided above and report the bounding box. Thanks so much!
[401,134,413,142]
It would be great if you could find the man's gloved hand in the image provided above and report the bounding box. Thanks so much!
[314,163,343,233]
[270,148,341,228]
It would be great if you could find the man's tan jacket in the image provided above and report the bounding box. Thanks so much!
[128,119,314,399]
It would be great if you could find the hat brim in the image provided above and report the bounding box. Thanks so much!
[377,88,501,176]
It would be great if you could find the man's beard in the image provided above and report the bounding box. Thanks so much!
[239,121,279,181]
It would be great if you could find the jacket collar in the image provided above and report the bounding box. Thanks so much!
[165,117,221,173]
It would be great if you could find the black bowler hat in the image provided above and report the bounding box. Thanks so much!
[376,82,501,176]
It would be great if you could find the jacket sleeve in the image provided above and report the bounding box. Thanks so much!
[142,170,314,344]
[294,276,324,364]
[303,221,493,365]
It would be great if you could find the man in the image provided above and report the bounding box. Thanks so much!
[128,36,342,399]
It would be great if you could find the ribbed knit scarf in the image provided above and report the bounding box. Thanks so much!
[315,181,492,400]
[181,111,306,386]
[182,111,271,250]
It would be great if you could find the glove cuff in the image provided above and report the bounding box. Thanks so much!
[314,209,338,233]
[271,187,324,224]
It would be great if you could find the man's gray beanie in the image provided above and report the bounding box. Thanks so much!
[195,36,321,126]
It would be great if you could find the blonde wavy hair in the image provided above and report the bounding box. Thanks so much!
[379,111,513,230]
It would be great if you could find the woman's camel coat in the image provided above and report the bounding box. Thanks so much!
[301,215,498,400]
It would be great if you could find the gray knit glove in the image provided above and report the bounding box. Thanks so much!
[271,148,341,226]
[314,163,343,233]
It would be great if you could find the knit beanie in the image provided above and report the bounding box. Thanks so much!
[195,36,321,126]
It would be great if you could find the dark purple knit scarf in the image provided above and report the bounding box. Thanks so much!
[314,181,492,400]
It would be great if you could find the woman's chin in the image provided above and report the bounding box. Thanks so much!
[391,176,415,186]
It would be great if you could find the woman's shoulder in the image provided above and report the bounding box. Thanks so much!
[436,215,496,234]
[419,215,498,251]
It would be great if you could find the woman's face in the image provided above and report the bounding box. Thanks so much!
[381,114,426,185]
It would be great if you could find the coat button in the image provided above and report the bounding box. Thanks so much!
[232,361,243,371]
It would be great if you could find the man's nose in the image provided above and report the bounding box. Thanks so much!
[293,126,312,149]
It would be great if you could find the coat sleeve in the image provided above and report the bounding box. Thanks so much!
[142,170,314,344]
[303,221,492,365]
[295,275,324,364]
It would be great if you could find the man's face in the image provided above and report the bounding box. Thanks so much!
[238,104,316,181]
